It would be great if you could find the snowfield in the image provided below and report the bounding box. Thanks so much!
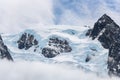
[0,25,114,80]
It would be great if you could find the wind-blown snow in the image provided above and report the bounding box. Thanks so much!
[1,25,111,79]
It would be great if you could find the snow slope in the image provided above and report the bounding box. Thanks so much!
[1,25,109,77]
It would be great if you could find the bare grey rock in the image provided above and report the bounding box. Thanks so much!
[87,14,120,77]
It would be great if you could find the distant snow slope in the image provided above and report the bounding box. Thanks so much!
[1,25,109,77]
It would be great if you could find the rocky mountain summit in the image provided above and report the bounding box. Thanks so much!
[88,14,120,77]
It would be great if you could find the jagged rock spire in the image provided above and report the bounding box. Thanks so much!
[87,14,120,77]
[90,14,119,40]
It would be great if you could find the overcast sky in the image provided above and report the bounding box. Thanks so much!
[0,0,120,33]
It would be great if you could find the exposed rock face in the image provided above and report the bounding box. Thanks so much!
[90,14,117,40]
[42,37,72,58]
[42,47,60,58]
[17,33,38,50]
[0,35,13,61]
[85,29,92,36]
[48,37,72,53]
[108,42,120,76]
[88,14,120,77]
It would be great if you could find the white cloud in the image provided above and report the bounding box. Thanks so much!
[0,60,118,80]
[53,0,120,27]
[0,0,120,32]
[0,0,54,33]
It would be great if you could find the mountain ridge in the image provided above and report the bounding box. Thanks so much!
[89,14,120,77]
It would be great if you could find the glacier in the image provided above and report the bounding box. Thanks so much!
[0,25,114,80]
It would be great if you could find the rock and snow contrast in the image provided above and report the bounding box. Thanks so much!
[0,35,13,61]
[1,0,120,79]
[0,14,120,80]
[89,14,120,77]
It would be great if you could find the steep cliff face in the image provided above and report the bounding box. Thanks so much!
[88,14,120,77]
[0,35,13,61]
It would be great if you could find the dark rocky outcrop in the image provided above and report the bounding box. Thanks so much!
[0,35,13,61]
[108,42,120,76]
[90,14,117,40]
[87,14,120,77]
[17,33,38,50]
[42,37,72,58]
[42,47,60,58]
[85,55,91,62]
[85,29,92,36]
[48,37,72,53]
